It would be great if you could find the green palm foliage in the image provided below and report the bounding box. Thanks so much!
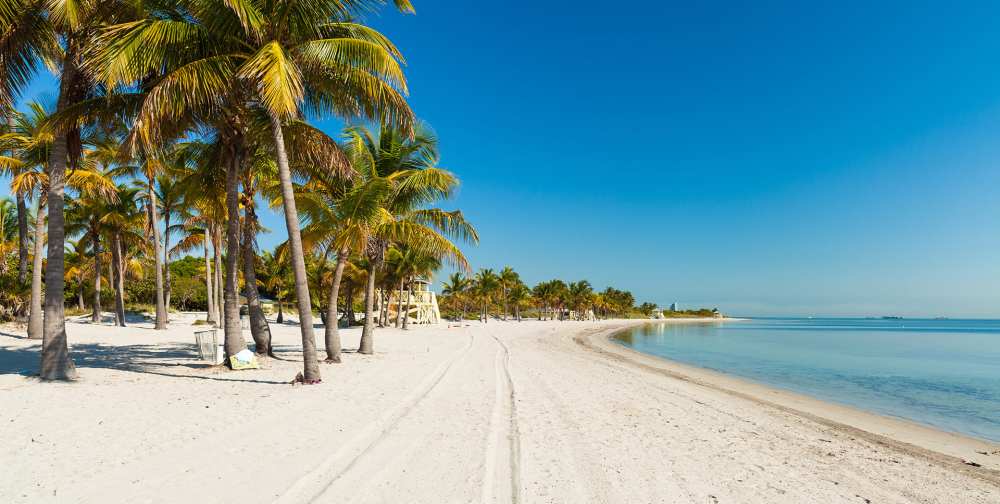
[474,268,499,323]
[341,124,477,353]
[90,0,418,382]
[440,271,472,321]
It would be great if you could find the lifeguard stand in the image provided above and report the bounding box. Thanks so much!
[378,278,442,325]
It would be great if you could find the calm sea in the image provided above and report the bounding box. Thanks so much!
[613,318,1000,442]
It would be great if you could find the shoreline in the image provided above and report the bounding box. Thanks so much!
[4,316,999,502]
[578,318,1000,482]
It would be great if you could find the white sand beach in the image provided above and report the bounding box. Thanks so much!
[1,316,998,503]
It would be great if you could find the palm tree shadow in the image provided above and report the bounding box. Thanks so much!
[0,341,289,385]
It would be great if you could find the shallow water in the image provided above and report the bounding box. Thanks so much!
[613,318,1000,441]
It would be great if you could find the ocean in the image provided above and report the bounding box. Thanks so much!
[613,318,1000,442]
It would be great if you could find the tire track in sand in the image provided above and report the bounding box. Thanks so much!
[483,327,523,503]
[273,331,476,504]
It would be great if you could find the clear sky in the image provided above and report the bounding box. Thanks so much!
[5,1,1000,317]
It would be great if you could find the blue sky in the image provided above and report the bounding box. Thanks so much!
[5,1,1000,317]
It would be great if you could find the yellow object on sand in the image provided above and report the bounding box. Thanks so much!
[229,355,260,370]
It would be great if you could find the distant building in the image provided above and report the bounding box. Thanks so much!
[669,302,678,312]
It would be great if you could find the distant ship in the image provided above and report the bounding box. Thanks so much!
[881,316,903,320]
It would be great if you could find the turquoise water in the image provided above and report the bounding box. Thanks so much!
[613,318,1000,442]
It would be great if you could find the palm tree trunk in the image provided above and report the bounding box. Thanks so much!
[76,277,84,310]
[345,282,355,326]
[146,181,167,329]
[395,278,404,328]
[402,281,411,330]
[107,255,115,324]
[269,114,320,382]
[241,202,271,357]
[163,212,171,314]
[213,226,223,331]
[91,233,101,323]
[324,249,347,363]
[16,192,28,286]
[27,199,44,340]
[111,231,126,327]
[39,53,80,380]
[360,262,377,355]
[276,298,283,324]
[204,228,215,324]
[221,152,247,362]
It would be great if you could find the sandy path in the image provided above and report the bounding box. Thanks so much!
[2,317,998,503]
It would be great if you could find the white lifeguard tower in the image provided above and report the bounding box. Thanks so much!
[378,278,442,325]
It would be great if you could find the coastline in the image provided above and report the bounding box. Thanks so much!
[581,318,1000,479]
[3,316,999,502]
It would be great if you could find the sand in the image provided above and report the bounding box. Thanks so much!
[1,315,998,503]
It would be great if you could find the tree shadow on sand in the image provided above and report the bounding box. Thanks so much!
[0,335,289,385]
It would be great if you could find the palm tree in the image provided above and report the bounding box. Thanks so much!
[66,194,109,323]
[474,269,499,323]
[341,124,477,353]
[0,119,31,284]
[441,272,471,321]
[498,266,519,321]
[63,238,88,311]
[261,249,291,324]
[154,172,185,316]
[507,282,530,322]
[567,280,593,320]
[101,185,144,326]
[4,0,138,379]
[93,0,416,382]
[0,197,15,268]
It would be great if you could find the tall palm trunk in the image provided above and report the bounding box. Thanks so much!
[146,181,167,329]
[111,230,126,327]
[269,114,320,382]
[241,200,271,356]
[344,282,355,326]
[76,276,84,310]
[360,261,378,355]
[204,228,216,324]
[40,52,82,380]
[91,233,101,323]
[10,115,27,286]
[394,278,404,328]
[402,281,411,330]
[324,249,347,363]
[213,226,223,330]
[276,298,283,323]
[221,151,247,362]
[27,199,44,340]
[16,193,27,286]
[163,212,171,314]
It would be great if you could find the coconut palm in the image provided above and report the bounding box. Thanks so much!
[340,124,476,353]
[154,172,185,315]
[441,271,471,321]
[2,0,141,379]
[63,238,89,311]
[92,0,416,382]
[507,282,530,322]
[474,268,499,323]
[261,249,291,324]
[100,185,146,326]
[498,266,519,321]
[0,116,30,283]
[9,102,117,338]
[0,197,15,265]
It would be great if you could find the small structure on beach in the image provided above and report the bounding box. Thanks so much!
[376,278,442,325]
